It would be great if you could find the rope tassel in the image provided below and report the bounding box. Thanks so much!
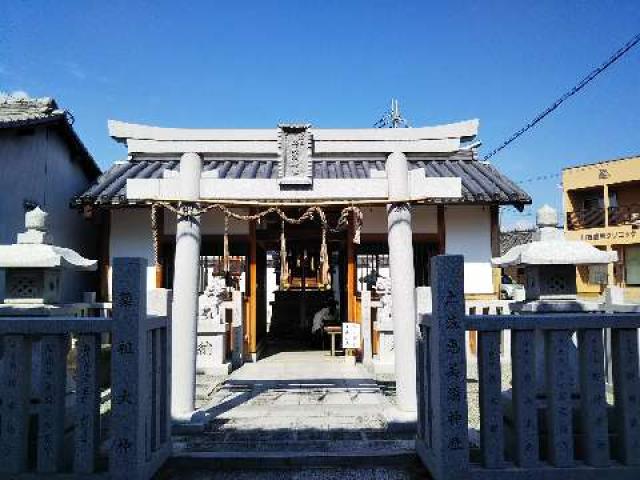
[223,214,230,273]
[320,224,329,288]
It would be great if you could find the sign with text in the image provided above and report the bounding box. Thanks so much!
[566,226,638,246]
[342,322,361,349]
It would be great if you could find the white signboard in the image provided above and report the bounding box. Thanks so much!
[342,322,361,349]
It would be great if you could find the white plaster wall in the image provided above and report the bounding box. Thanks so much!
[109,208,156,297]
[0,126,98,302]
[163,208,249,235]
[445,205,493,294]
[361,205,437,234]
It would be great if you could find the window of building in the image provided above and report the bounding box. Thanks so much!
[625,245,640,286]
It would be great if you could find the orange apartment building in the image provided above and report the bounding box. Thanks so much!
[563,154,640,301]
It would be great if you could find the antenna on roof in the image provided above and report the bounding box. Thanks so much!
[374,99,411,128]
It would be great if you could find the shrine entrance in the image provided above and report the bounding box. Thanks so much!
[257,209,355,354]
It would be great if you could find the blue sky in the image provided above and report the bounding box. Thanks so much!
[1,1,639,229]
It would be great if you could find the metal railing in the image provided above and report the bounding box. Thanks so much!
[566,207,605,230]
[567,204,640,229]
[609,204,640,226]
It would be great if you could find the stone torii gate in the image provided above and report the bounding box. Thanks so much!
[164,151,451,417]
[111,120,470,420]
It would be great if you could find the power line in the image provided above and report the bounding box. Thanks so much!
[516,172,561,184]
[484,31,640,162]
[513,157,636,184]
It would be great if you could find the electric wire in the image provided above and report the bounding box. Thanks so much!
[484,31,640,162]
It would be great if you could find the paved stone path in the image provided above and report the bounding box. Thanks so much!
[173,351,416,459]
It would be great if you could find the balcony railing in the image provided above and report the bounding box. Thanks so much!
[609,204,640,226]
[567,205,640,230]
[566,207,605,230]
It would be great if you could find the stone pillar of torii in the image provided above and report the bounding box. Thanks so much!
[385,151,418,412]
[171,152,203,420]
[168,151,420,418]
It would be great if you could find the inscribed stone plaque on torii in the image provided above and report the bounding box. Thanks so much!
[277,124,312,185]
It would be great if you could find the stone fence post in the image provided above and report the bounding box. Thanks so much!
[426,255,469,479]
[110,257,149,479]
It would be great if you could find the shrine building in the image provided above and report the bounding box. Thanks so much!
[74,119,530,415]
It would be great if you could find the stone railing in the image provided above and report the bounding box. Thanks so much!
[196,291,244,376]
[416,255,640,479]
[466,299,514,361]
[0,258,172,479]
[361,290,391,370]
[222,291,245,369]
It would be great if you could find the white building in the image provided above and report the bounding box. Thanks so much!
[74,118,530,413]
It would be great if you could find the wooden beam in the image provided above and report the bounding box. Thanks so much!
[490,206,501,297]
[437,205,446,254]
[346,216,357,322]
[490,206,500,257]
[99,210,111,301]
[155,207,164,288]
[248,216,258,356]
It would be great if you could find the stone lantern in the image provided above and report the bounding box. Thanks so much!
[0,207,97,314]
[493,204,618,400]
[492,204,617,312]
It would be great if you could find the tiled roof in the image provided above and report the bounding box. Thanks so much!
[0,96,65,126]
[500,229,535,256]
[75,152,531,207]
[0,95,100,177]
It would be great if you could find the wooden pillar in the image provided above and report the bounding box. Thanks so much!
[346,216,357,322]
[248,216,257,357]
[99,210,111,301]
[490,206,501,296]
[437,205,446,254]
[154,206,164,288]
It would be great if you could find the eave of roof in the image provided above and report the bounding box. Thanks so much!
[74,155,531,209]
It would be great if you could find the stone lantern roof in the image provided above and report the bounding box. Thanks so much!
[0,207,97,271]
[491,204,617,268]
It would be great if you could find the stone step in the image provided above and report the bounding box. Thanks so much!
[175,438,414,451]
[170,438,417,470]
[164,452,423,475]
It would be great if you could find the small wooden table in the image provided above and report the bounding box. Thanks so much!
[324,326,342,356]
